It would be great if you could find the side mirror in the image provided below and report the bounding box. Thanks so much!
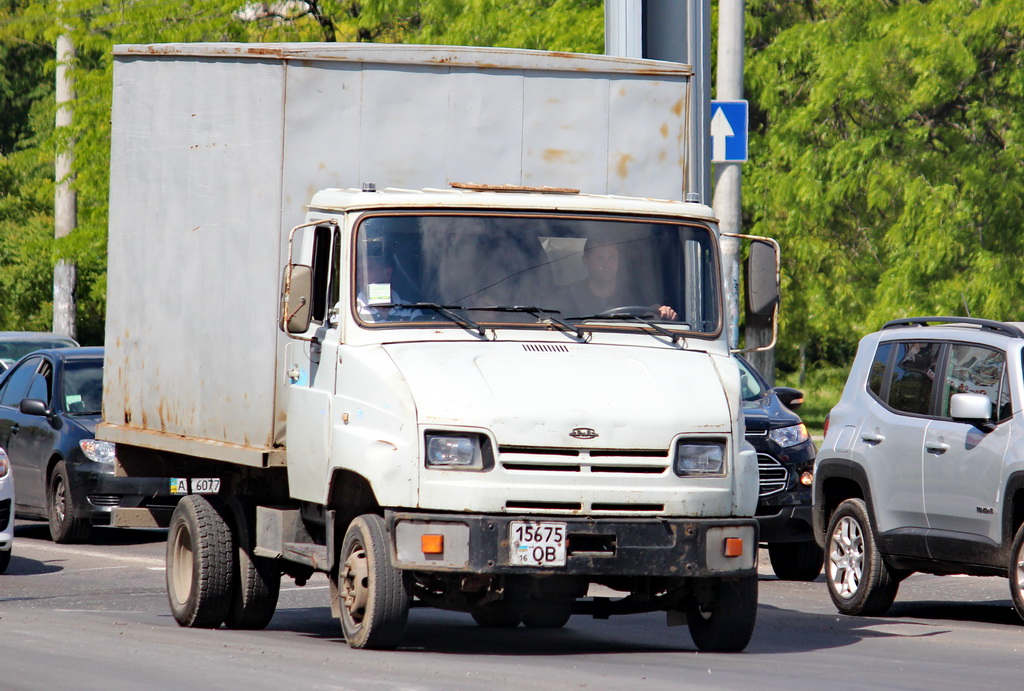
[773,386,805,411]
[747,239,780,318]
[950,392,994,430]
[281,264,313,334]
[19,398,62,429]
[19,398,50,416]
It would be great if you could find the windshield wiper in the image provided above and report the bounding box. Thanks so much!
[566,313,686,344]
[466,305,584,339]
[386,303,487,337]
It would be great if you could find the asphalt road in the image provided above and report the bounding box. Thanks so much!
[2,520,1024,690]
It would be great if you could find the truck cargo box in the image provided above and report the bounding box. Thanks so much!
[101,43,695,466]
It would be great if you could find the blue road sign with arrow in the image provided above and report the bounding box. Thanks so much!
[710,100,748,163]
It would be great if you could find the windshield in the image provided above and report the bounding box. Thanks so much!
[0,336,77,368]
[61,359,104,415]
[737,357,768,401]
[353,212,720,334]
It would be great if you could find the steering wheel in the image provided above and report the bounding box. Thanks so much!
[596,305,659,318]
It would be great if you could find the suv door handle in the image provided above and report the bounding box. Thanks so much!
[9,424,18,435]
[925,441,949,454]
[861,432,885,444]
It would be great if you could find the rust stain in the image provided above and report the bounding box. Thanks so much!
[615,153,634,180]
[660,123,669,139]
[543,149,571,163]
[672,99,683,117]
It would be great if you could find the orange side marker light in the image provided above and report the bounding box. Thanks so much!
[421,534,444,555]
[723,537,744,558]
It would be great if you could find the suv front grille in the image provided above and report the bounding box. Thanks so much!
[757,454,788,496]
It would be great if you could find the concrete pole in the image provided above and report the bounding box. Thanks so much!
[54,13,78,340]
[713,0,743,353]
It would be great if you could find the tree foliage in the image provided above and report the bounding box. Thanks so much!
[0,0,600,342]
[745,0,1024,370]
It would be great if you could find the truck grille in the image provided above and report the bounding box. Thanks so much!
[498,446,669,474]
[757,454,788,496]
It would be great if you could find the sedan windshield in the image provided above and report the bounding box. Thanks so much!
[354,211,720,334]
[61,359,104,415]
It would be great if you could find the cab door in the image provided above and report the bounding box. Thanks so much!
[284,224,342,504]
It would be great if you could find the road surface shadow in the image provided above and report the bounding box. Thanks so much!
[14,520,165,546]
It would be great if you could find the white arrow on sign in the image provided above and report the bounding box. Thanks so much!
[710,107,735,162]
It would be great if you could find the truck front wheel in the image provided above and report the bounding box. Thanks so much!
[336,514,410,649]
[166,494,233,628]
[685,575,757,652]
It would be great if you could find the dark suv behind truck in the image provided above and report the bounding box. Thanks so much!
[738,356,822,581]
[814,317,1024,621]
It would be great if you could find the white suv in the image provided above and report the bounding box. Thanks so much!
[813,317,1024,620]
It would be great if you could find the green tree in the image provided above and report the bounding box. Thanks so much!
[745,0,1024,374]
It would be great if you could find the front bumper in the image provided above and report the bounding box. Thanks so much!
[71,466,177,522]
[756,504,814,543]
[388,511,758,577]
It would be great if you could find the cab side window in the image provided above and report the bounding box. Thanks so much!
[887,342,940,415]
[940,344,1007,422]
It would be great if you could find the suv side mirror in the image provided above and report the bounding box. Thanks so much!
[950,392,994,430]
[281,264,313,334]
[773,386,804,411]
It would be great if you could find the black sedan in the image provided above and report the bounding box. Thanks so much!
[738,355,823,581]
[0,347,176,543]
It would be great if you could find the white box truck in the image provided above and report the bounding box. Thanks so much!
[100,42,778,652]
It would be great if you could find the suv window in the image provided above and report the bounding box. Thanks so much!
[886,341,941,415]
[940,343,1008,421]
[867,342,893,397]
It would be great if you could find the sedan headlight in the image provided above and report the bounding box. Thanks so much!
[0,448,9,478]
[425,433,490,471]
[673,441,726,477]
[80,439,116,464]
[768,423,810,448]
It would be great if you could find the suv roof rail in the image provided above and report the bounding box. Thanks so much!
[881,316,1024,338]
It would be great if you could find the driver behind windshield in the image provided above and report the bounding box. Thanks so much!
[564,238,677,320]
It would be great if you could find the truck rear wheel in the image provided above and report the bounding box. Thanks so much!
[337,514,410,649]
[224,497,280,630]
[768,541,824,581]
[166,494,233,628]
[685,575,757,653]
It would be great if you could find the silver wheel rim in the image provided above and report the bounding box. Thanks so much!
[341,543,369,627]
[1016,540,1024,605]
[52,476,67,524]
[829,515,865,600]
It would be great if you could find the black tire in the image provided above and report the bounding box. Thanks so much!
[768,541,824,581]
[0,548,10,574]
[1009,523,1024,623]
[166,494,234,629]
[522,603,572,629]
[471,605,523,628]
[825,498,899,616]
[48,461,91,544]
[336,514,410,649]
[686,574,758,653]
[224,497,281,630]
